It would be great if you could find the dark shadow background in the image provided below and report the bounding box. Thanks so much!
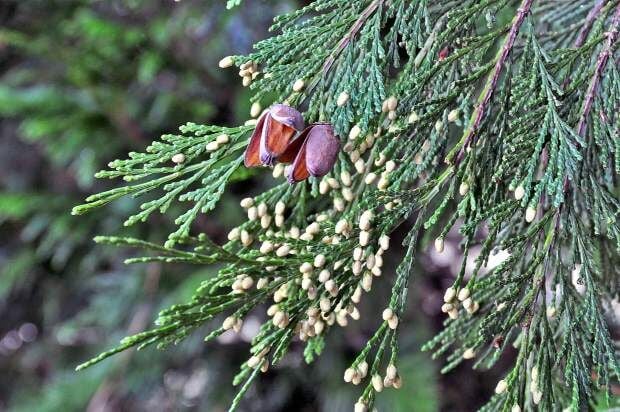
[0,1,505,411]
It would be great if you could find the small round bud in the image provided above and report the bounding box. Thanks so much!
[292,79,305,92]
[459,182,470,196]
[463,348,476,359]
[336,91,350,107]
[495,379,508,394]
[250,102,262,118]
[216,134,230,144]
[387,315,399,329]
[408,111,419,123]
[364,172,377,185]
[457,287,470,301]
[525,206,537,222]
[314,254,326,268]
[206,141,220,152]
[240,197,254,209]
[171,153,186,164]
[318,269,330,283]
[514,185,525,200]
[443,286,456,303]
[349,125,361,140]
[372,374,384,392]
[382,308,394,321]
[275,201,286,216]
[448,109,459,122]
[434,237,445,253]
[218,56,234,68]
[299,262,313,273]
[386,364,397,379]
[359,230,371,247]
[511,405,521,412]
[227,227,240,241]
[386,96,398,111]
[359,210,373,230]
[385,160,396,173]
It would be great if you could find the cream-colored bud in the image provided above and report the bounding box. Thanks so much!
[443,286,456,303]
[434,237,445,253]
[256,278,268,289]
[362,272,373,291]
[275,201,286,216]
[372,374,384,392]
[408,111,419,123]
[299,262,313,273]
[242,76,252,87]
[354,402,368,412]
[463,348,476,359]
[247,206,258,221]
[387,110,397,120]
[387,315,399,329]
[364,172,377,185]
[325,279,339,296]
[457,287,470,301]
[379,235,390,250]
[241,276,254,290]
[349,125,361,140]
[335,219,349,235]
[250,102,262,118]
[337,91,350,106]
[448,109,459,122]
[511,404,521,412]
[227,227,240,241]
[386,96,398,111]
[546,306,556,318]
[386,364,397,379]
[459,182,470,196]
[382,308,394,321]
[218,56,234,68]
[359,230,371,247]
[525,206,537,222]
[240,197,254,208]
[260,214,272,228]
[301,277,313,291]
[384,160,396,173]
[318,269,330,283]
[314,254,326,268]
[292,79,305,92]
[272,163,285,178]
[353,247,363,261]
[495,379,508,394]
[222,316,236,330]
[359,210,373,230]
[275,244,291,257]
[514,185,525,200]
[318,181,329,196]
[306,222,320,235]
[171,153,186,164]
[435,120,443,132]
[333,197,345,212]
[240,230,253,246]
[215,134,229,144]
[342,187,354,202]
[377,176,389,190]
[448,308,459,319]
[352,261,363,275]
[320,297,331,312]
[354,159,365,174]
[340,171,352,186]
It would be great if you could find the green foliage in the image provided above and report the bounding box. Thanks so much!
[74,0,619,411]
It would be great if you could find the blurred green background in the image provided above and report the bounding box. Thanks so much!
[0,1,508,411]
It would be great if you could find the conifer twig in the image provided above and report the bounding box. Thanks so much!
[448,0,534,165]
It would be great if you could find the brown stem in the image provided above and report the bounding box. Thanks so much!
[575,3,620,138]
[449,0,533,165]
[301,0,383,106]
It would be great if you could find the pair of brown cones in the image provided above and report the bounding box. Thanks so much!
[243,104,340,183]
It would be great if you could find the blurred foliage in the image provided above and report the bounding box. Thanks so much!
[0,1,443,411]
